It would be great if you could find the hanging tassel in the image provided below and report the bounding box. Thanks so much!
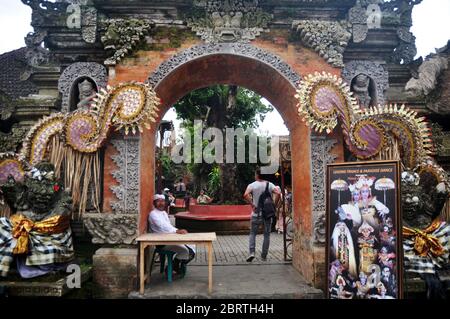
[92,151,101,213]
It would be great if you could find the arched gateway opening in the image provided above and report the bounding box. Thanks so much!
[137,43,316,284]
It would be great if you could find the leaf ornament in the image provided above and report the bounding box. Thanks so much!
[296,72,433,169]
[0,153,28,184]
[295,72,359,134]
[20,113,66,165]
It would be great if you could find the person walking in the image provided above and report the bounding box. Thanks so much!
[243,168,281,262]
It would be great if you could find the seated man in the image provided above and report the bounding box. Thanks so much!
[148,194,195,276]
[197,189,213,204]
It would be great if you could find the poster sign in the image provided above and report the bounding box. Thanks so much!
[326,161,402,299]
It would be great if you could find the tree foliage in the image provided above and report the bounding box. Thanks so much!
[174,85,272,129]
[172,85,274,203]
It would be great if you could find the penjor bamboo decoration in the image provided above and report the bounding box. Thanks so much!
[9,82,160,219]
[46,136,101,219]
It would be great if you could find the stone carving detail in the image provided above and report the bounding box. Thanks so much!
[109,136,140,215]
[381,0,423,26]
[292,20,351,68]
[313,212,326,245]
[83,213,138,244]
[405,55,448,98]
[397,26,415,44]
[81,6,97,43]
[100,19,154,66]
[347,1,422,64]
[148,42,301,87]
[348,3,369,43]
[186,0,272,43]
[58,62,107,112]
[21,0,69,67]
[76,79,97,110]
[0,125,29,153]
[392,32,417,65]
[311,136,337,244]
[348,1,383,43]
[24,30,51,68]
[352,74,372,108]
[342,60,389,107]
[382,1,421,64]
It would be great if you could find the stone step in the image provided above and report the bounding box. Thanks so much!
[0,265,92,297]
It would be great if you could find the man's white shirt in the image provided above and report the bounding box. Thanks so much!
[148,208,196,253]
[148,208,178,233]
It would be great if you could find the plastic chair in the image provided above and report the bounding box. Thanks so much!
[149,247,187,282]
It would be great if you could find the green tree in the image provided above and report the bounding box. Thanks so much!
[173,85,273,203]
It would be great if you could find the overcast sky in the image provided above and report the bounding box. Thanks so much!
[1,0,449,136]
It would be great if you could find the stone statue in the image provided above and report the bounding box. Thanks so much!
[405,55,448,98]
[352,74,372,108]
[401,169,448,229]
[401,166,450,299]
[77,79,96,109]
[0,162,74,278]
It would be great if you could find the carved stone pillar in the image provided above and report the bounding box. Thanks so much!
[310,136,337,246]
[84,134,140,245]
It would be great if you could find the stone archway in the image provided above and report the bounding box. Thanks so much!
[137,43,316,283]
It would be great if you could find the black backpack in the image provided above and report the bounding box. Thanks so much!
[257,182,276,220]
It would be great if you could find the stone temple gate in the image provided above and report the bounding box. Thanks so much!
[2,0,449,298]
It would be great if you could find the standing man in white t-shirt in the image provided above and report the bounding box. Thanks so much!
[243,168,281,262]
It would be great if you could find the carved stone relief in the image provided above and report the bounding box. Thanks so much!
[347,0,421,64]
[0,125,29,153]
[311,136,337,245]
[58,62,107,112]
[392,33,417,65]
[100,18,154,66]
[109,135,140,215]
[148,42,301,88]
[382,1,421,64]
[348,3,369,43]
[292,20,351,68]
[342,60,389,107]
[21,0,66,67]
[83,213,138,244]
[81,6,97,43]
[186,0,272,43]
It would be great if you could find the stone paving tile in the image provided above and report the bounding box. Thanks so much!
[190,233,290,266]
[129,264,323,299]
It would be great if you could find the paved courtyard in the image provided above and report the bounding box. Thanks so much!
[190,233,290,265]
[128,234,311,299]
[129,264,323,299]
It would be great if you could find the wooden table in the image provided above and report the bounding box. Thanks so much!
[136,232,217,295]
